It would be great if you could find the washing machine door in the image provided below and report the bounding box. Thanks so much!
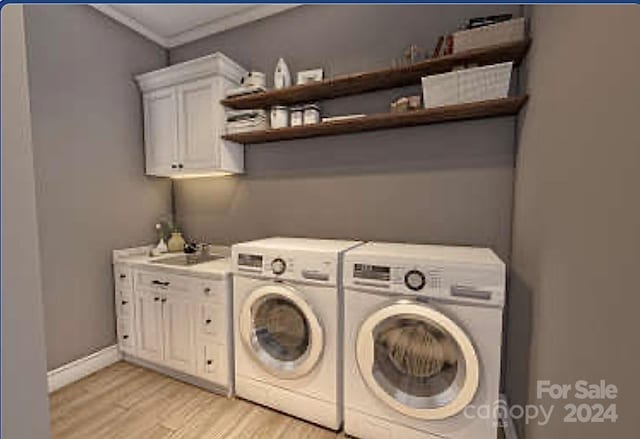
[356,300,479,420]
[239,284,324,379]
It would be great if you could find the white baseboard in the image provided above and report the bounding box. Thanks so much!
[47,345,122,393]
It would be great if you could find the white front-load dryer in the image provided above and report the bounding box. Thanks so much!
[231,237,363,430]
[343,242,506,439]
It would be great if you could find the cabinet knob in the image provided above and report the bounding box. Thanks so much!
[204,287,211,294]
[207,360,213,365]
[119,274,126,279]
[154,297,160,302]
[178,164,184,169]
[205,319,212,325]
[161,298,167,303]
[123,335,129,340]
[121,300,128,305]
[171,164,177,169]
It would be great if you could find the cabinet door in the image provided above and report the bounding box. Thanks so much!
[199,302,225,339]
[162,295,195,374]
[135,290,164,363]
[143,87,179,176]
[177,78,219,172]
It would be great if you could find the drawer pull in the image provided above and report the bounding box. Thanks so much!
[206,360,213,365]
[205,319,212,325]
[161,298,167,303]
[123,335,129,340]
[204,287,211,294]
[154,297,160,302]
[119,274,126,279]
[152,280,170,287]
[121,300,128,305]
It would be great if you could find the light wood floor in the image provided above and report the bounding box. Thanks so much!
[50,361,344,439]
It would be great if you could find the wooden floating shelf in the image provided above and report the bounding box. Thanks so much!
[221,40,530,110]
[222,96,528,145]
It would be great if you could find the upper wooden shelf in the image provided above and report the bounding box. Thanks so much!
[221,39,530,110]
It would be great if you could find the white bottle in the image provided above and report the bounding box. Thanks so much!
[274,58,291,89]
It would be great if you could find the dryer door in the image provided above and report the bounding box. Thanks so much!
[239,284,324,379]
[356,300,479,420]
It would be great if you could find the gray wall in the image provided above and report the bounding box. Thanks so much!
[508,6,640,438]
[170,5,522,260]
[1,5,51,438]
[24,5,172,370]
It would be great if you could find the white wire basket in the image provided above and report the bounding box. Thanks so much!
[422,62,513,108]
[458,61,513,104]
[421,70,459,109]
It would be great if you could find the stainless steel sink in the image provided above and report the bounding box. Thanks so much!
[151,253,225,267]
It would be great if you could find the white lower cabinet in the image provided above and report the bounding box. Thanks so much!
[114,264,231,392]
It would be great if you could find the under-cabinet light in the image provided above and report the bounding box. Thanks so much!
[170,171,233,179]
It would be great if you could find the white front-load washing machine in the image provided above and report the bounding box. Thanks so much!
[343,242,506,439]
[231,237,363,430]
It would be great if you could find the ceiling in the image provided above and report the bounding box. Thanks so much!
[91,4,300,48]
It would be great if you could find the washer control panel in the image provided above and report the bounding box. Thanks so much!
[233,250,337,285]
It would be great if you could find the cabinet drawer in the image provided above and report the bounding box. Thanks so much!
[116,291,133,318]
[136,271,192,293]
[196,342,227,385]
[114,265,133,291]
[136,270,227,300]
[117,318,135,353]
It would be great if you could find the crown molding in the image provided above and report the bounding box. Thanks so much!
[90,4,300,49]
[135,52,247,92]
[91,4,169,47]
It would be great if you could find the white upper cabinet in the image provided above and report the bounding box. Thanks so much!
[136,53,246,177]
[143,88,179,176]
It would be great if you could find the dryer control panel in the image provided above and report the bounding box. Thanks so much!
[343,243,506,307]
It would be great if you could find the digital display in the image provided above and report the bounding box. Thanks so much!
[354,264,391,281]
[238,253,263,268]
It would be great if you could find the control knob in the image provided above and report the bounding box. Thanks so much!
[271,258,286,275]
[404,270,426,291]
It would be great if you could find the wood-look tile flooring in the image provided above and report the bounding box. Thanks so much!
[50,361,344,439]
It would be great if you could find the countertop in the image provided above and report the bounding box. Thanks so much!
[113,245,232,280]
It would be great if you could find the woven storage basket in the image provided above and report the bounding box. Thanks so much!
[453,17,526,53]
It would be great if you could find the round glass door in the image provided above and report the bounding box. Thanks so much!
[356,300,479,420]
[240,285,324,379]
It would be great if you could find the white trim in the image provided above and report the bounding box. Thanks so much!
[356,300,480,420]
[90,5,300,49]
[47,345,122,393]
[90,5,169,47]
[135,52,246,93]
[167,5,300,48]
